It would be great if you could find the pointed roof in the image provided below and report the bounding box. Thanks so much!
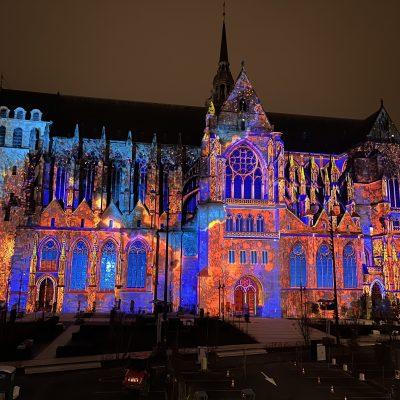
[219,21,229,63]
[218,67,272,133]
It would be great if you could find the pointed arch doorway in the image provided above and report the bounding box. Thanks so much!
[38,277,55,311]
[234,276,260,316]
[371,281,384,309]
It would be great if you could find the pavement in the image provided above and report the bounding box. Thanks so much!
[173,353,389,400]
[15,353,389,400]
[234,317,334,346]
[16,366,165,400]
[33,324,80,359]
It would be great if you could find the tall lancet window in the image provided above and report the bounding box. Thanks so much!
[343,244,357,288]
[290,243,307,287]
[388,178,400,208]
[0,126,5,146]
[225,145,263,200]
[316,244,333,288]
[70,241,88,290]
[13,128,23,147]
[81,163,95,203]
[127,241,147,288]
[162,169,169,212]
[138,161,147,203]
[100,241,117,290]
[55,166,67,203]
[111,165,122,207]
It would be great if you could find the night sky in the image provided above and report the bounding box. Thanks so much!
[2,0,400,125]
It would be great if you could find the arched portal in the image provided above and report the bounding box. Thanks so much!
[38,277,55,311]
[371,281,384,309]
[234,276,261,315]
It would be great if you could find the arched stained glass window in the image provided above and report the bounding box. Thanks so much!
[13,128,23,147]
[127,241,147,288]
[343,244,357,288]
[256,215,264,232]
[100,241,117,290]
[388,178,400,208]
[235,214,244,232]
[225,145,264,200]
[290,243,307,287]
[138,161,147,203]
[226,215,233,232]
[316,244,333,288]
[0,126,5,146]
[70,241,88,290]
[246,215,254,232]
[40,239,58,271]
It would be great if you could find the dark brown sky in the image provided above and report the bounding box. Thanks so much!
[2,0,400,126]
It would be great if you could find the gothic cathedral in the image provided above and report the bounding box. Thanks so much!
[0,21,399,318]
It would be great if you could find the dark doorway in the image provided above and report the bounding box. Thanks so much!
[371,282,383,309]
[38,277,54,311]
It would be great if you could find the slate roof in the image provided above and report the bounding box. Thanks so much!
[0,88,385,153]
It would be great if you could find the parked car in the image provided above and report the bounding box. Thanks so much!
[123,358,150,395]
[0,366,20,400]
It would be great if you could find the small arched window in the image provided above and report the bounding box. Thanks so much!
[246,215,254,232]
[13,128,23,147]
[343,244,357,288]
[0,126,5,146]
[15,108,25,119]
[127,241,147,288]
[290,243,307,287]
[239,98,247,112]
[100,241,117,290]
[226,215,233,232]
[235,214,244,232]
[0,107,8,118]
[316,244,333,288]
[31,110,41,121]
[40,240,58,270]
[256,215,264,232]
[70,241,88,290]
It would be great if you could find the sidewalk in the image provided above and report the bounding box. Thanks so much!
[34,324,80,360]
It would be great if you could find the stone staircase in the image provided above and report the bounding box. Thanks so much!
[234,318,330,346]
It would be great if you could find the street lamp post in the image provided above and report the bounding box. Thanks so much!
[163,203,170,322]
[153,230,160,310]
[329,214,340,345]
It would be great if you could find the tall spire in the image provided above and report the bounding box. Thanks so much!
[211,2,234,114]
[219,3,228,62]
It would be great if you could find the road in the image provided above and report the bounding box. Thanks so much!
[15,354,390,399]
[16,367,165,400]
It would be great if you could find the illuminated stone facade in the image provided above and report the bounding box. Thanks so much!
[1,23,399,318]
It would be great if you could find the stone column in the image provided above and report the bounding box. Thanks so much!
[56,235,67,313]
[26,235,38,313]
[87,235,98,312]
